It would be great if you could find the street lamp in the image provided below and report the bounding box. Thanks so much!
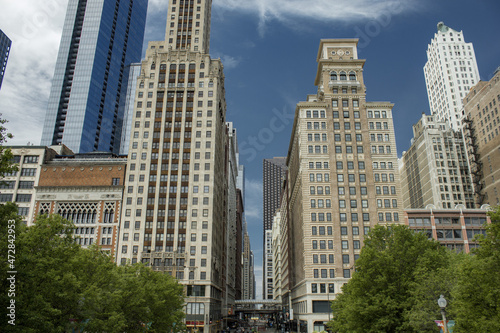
[437,295,448,333]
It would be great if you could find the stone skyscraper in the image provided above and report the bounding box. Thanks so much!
[424,22,480,131]
[278,39,403,332]
[41,0,148,154]
[400,113,474,209]
[116,0,233,331]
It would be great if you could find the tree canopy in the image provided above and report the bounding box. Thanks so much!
[450,209,500,332]
[329,224,452,333]
[0,213,185,332]
[329,216,500,333]
[0,115,17,177]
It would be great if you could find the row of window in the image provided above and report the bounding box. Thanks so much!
[334,133,363,142]
[336,161,365,170]
[309,173,330,182]
[334,145,364,154]
[308,145,328,154]
[313,254,334,264]
[371,145,392,154]
[309,162,329,169]
[333,121,362,130]
[308,133,328,142]
[11,155,39,164]
[0,181,34,189]
[311,283,335,294]
[127,231,209,242]
[122,220,209,230]
[312,239,362,251]
[373,162,394,169]
[374,173,395,182]
[378,212,400,222]
[330,71,357,81]
[335,174,367,183]
[136,109,213,119]
[311,226,370,236]
[376,199,398,208]
[332,110,360,118]
[137,100,215,108]
[338,199,369,209]
[332,87,358,94]
[4,168,37,177]
[310,199,331,208]
[332,100,359,108]
[370,133,391,142]
[0,193,32,202]
[369,122,389,130]
[305,110,326,118]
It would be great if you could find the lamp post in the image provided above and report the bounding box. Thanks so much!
[437,295,448,333]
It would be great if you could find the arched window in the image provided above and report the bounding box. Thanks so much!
[349,71,356,81]
[340,71,347,81]
[330,71,337,81]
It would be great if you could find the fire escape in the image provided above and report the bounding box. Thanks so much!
[463,117,485,206]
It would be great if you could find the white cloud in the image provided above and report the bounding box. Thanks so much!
[244,178,262,219]
[212,53,242,70]
[0,0,68,145]
[213,0,417,36]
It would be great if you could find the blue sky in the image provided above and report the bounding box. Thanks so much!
[1,0,500,298]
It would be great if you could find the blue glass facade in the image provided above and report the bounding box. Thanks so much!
[41,0,148,154]
[118,62,141,155]
[0,29,12,90]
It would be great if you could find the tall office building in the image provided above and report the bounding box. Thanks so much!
[263,157,287,231]
[0,29,11,89]
[263,157,286,300]
[283,39,402,332]
[116,0,231,331]
[462,70,500,206]
[400,113,474,209]
[242,220,255,301]
[424,22,480,131]
[41,0,148,154]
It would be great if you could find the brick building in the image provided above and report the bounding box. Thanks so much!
[405,207,490,253]
[34,152,127,256]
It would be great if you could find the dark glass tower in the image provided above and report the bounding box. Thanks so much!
[263,157,287,231]
[41,0,148,154]
[0,29,12,89]
[263,157,287,299]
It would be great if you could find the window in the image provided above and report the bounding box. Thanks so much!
[18,181,34,189]
[20,168,36,177]
[16,194,32,202]
[23,155,39,163]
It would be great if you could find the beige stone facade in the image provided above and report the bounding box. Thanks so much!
[115,0,231,331]
[400,114,474,209]
[462,70,500,206]
[282,39,403,332]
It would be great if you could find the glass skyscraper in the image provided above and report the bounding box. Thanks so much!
[41,0,148,154]
[0,29,12,90]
